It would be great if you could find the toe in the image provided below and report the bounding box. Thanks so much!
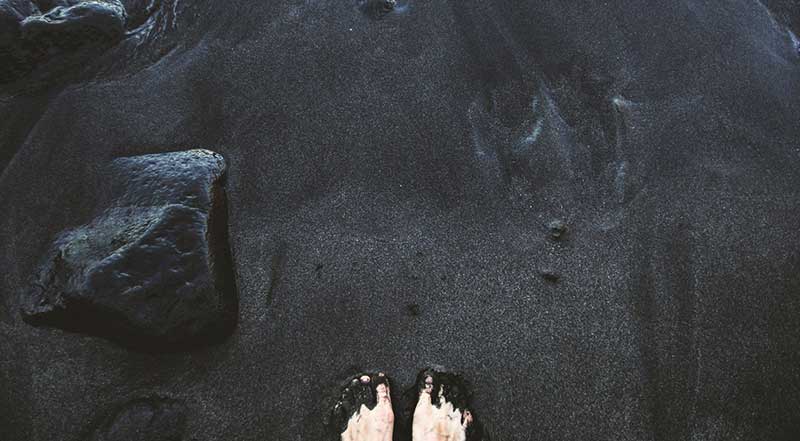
[463,410,473,428]
[423,375,434,394]
[375,382,390,403]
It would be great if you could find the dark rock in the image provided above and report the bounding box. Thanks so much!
[117,0,155,30]
[358,0,396,20]
[90,397,187,441]
[33,1,70,11]
[540,269,560,283]
[0,0,126,83]
[547,219,567,240]
[406,302,420,316]
[21,0,127,49]
[22,149,238,352]
[0,0,38,37]
[0,1,38,37]
[0,0,39,81]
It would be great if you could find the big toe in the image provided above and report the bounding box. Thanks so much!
[329,372,394,437]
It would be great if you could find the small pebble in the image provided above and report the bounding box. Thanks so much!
[540,270,560,283]
[548,220,567,240]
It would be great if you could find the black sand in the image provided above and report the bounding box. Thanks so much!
[1,1,800,440]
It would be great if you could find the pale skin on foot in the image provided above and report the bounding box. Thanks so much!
[411,375,473,441]
[341,374,394,441]
[338,372,473,441]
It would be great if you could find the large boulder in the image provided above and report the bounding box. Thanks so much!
[22,149,238,352]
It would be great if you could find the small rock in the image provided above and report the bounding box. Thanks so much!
[358,0,396,20]
[547,219,567,240]
[540,269,560,283]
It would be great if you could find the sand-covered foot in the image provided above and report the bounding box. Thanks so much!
[411,368,480,441]
[330,372,394,441]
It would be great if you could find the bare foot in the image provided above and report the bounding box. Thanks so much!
[330,372,394,441]
[411,369,478,441]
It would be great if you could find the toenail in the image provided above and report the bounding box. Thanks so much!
[360,375,370,383]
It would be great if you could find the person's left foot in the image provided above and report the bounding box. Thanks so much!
[330,372,394,441]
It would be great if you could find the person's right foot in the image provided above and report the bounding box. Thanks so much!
[330,372,394,441]
[410,368,477,441]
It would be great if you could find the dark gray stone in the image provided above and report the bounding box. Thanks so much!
[0,0,38,37]
[0,0,39,37]
[358,0,397,20]
[22,149,237,352]
[117,0,155,30]
[547,219,567,240]
[90,397,187,441]
[0,0,126,83]
[21,0,126,47]
[539,269,560,283]
[0,0,39,80]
